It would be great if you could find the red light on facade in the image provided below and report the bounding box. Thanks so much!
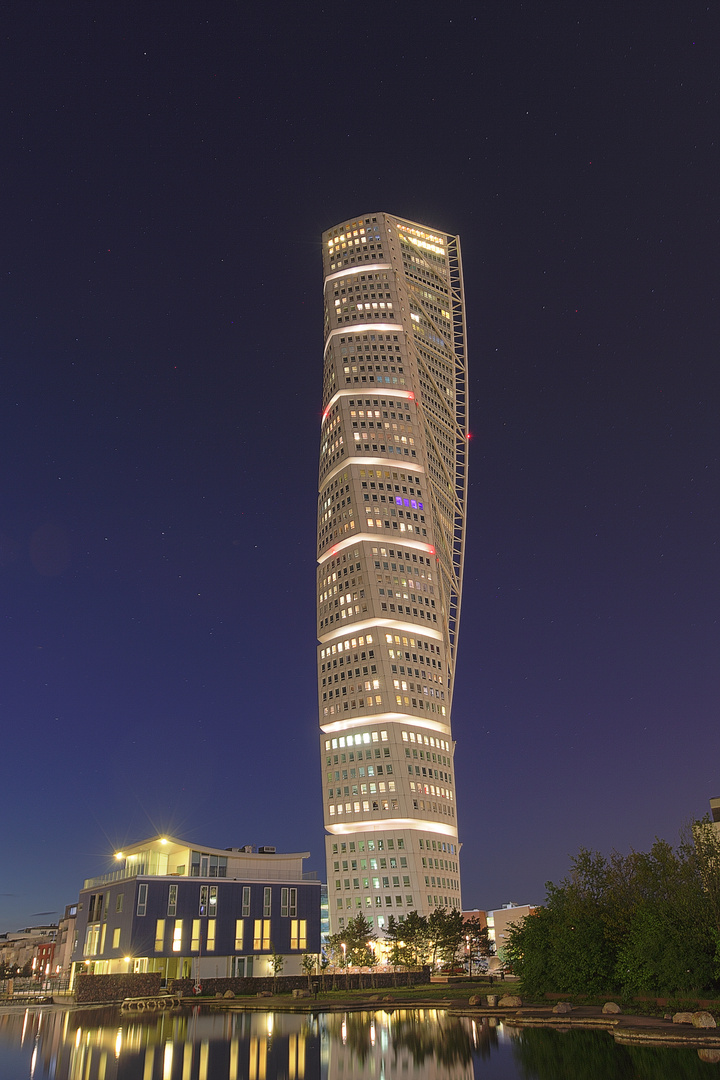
[407,392,415,401]
[322,406,331,423]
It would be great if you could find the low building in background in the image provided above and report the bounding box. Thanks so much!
[69,834,321,985]
[488,903,536,960]
[53,904,78,976]
[709,796,720,835]
[463,903,536,970]
[0,925,58,975]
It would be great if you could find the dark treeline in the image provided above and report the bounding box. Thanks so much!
[505,820,720,997]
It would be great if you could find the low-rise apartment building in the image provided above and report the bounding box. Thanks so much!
[70,834,321,984]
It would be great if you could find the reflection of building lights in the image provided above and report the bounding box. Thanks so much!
[341,1018,347,1044]
[370,1022,376,1046]
[75,1029,82,1048]
[266,1014,274,1037]
[115,1029,122,1059]
[163,1041,173,1080]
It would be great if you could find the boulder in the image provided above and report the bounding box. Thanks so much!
[552,1002,573,1014]
[692,1012,717,1029]
[486,995,498,1006]
[698,1050,720,1063]
[602,1002,621,1014]
[382,995,395,1002]
[292,989,311,998]
[499,995,522,1008]
[468,995,482,1006]
[223,990,235,999]
[672,1012,694,1024]
[215,992,223,998]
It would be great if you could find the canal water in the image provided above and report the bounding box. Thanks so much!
[1,1005,719,1079]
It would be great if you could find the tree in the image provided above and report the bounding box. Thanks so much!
[427,908,465,970]
[301,953,317,991]
[269,946,285,993]
[326,933,346,988]
[400,910,432,968]
[384,915,411,984]
[505,829,720,998]
[343,914,377,988]
[319,949,330,991]
[462,917,491,976]
[365,941,379,988]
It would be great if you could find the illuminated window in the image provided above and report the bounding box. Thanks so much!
[155,919,166,952]
[191,920,200,951]
[290,919,307,950]
[253,919,271,950]
[206,920,216,951]
[112,927,121,949]
[235,919,244,951]
[83,925,100,956]
[172,920,182,953]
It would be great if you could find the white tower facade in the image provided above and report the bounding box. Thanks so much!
[318,213,468,936]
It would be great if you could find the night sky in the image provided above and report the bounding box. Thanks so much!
[2,2,718,933]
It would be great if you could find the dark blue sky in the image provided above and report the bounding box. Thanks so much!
[1,1,718,932]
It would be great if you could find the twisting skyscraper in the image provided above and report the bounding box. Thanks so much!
[317,213,468,936]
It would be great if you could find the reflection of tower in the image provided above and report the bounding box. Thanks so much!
[322,1008,475,1080]
[318,214,468,935]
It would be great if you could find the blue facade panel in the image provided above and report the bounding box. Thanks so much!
[73,877,321,963]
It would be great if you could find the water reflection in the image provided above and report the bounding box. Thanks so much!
[322,1009,479,1078]
[0,1007,321,1080]
[511,1027,720,1079]
[0,1006,718,1080]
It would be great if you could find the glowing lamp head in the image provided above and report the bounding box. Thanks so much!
[115,852,124,861]
[159,838,167,845]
